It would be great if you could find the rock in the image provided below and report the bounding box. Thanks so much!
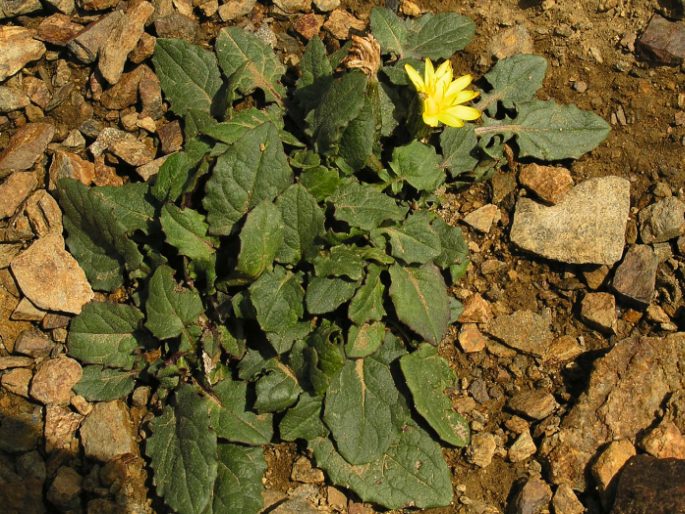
[79,0,119,9]
[508,430,537,462]
[294,13,325,40]
[313,0,339,11]
[11,233,94,314]
[659,0,684,20]
[636,14,685,65]
[611,455,685,514]
[640,420,685,459]
[0,355,34,370]
[45,404,83,454]
[518,164,574,205]
[100,64,157,110]
[0,454,46,513]
[16,450,47,483]
[0,27,45,83]
[638,196,685,243]
[0,0,41,18]
[154,12,199,42]
[14,328,54,357]
[89,126,127,157]
[137,154,170,181]
[1,367,32,397]
[485,310,553,357]
[100,454,151,513]
[10,297,47,321]
[582,264,610,290]
[510,176,630,265]
[158,120,183,154]
[0,122,54,178]
[45,0,75,14]
[0,171,37,219]
[110,135,157,166]
[273,0,311,13]
[23,190,63,238]
[467,432,497,468]
[36,14,83,47]
[488,25,534,61]
[130,32,156,64]
[0,86,30,112]
[326,486,346,510]
[552,484,584,514]
[47,466,82,510]
[30,355,82,405]
[509,476,552,514]
[291,456,325,484]
[68,11,124,63]
[23,77,51,110]
[93,155,123,186]
[611,244,658,305]
[463,204,500,233]
[0,389,43,452]
[458,323,488,353]
[217,0,256,21]
[49,150,95,187]
[71,394,92,416]
[323,8,366,40]
[580,292,617,334]
[508,390,557,420]
[139,75,164,119]
[541,333,685,490]
[99,1,154,84]
[80,400,138,461]
[271,484,320,514]
[458,293,492,323]
[592,439,636,506]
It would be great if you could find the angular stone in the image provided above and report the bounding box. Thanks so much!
[638,196,685,243]
[485,310,553,357]
[580,292,617,334]
[508,430,537,462]
[1,367,32,398]
[139,75,164,119]
[0,355,34,370]
[518,164,574,205]
[45,404,83,454]
[458,293,492,323]
[49,150,95,187]
[552,484,584,514]
[467,432,497,468]
[129,32,156,64]
[79,0,119,10]
[541,333,685,490]
[637,14,685,65]
[110,135,156,166]
[10,297,47,321]
[217,0,256,21]
[0,0,41,18]
[14,328,54,358]
[100,64,157,110]
[80,400,139,461]
[37,14,83,47]
[0,27,45,83]
[45,0,75,14]
[0,171,37,219]
[0,85,29,112]
[463,204,500,233]
[157,120,183,154]
[640,420,685,459]
[323,8,365,39]
[313,0,339,11]
[154,12,199,42]
[582,264,610,290]
[11,233,94,314]
[100,454,151,512]
[458,323,487,353]
[612,455,685,514]
[509,390,557,420]
[291,456,325,484]
[0,122,54,178]
[592,439,636,506]
[47,466,82,510]
[22,76,51,109]
[68,11,124,64]
[274,0,311,13]
[30,355,82,405]
[510,177,630,265]
[136,154,169,181]
[89,126,127,157]
[510,476,552,514]
[23,190,64,238]
[294,13,325,40]
[612,245,658,305]
[0,389,43,452]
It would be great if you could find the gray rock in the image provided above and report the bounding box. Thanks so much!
[80,400,138,461]
[612,245,658,305]
[0,0,41,17]
[30,356,82,405]
[509,476,552,514]
[485,310,554,357]
[510,176,630,265]
[67,11,124,64]
[154,12,199,42]
[638,196,685,243]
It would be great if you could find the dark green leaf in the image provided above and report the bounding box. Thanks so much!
[299,166,340,202]
[73,365,136,401]
[405,13,475,59]
[200,106,283,145]
[236,200,284,279]
[305,276,358,315]
[348,264,386,325]
[329,181,407,231]
[338,97,376,170]
[210,444,266,514]
[480,54,548,115]
[431,217,468,269]
[313,245,364,281]
[345,322,385,358]
[249,266,305,342]
[440,126,478,178]
[370,7,408,56]
[210,379,273,445]
[375,212,442,264]
[389,140,443,192]
[275,184,325,265]
[254,362,302,413]
[152,138,211,202]
[280,393,328,441]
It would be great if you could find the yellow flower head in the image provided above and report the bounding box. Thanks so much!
[404,58,481,128]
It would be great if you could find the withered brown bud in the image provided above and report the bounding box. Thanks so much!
[343,34,381,77]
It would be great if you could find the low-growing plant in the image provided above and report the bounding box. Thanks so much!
[58,7,609,513]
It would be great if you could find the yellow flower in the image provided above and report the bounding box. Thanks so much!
[404,58,481,128]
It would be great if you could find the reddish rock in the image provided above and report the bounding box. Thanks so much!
[67,10,124,64]
[592,439,636,506]
[509,476,552,514]
[36,13,83,46]
[637,14,685,65]
[100,64,157,110]
[0,122,54,178]
[508,390,557,420]
[458,293,492,324]
[458,323,488,353]
[294,13,325,40]
[129,33,156,64]
[612,244,658,305]
[323,8,365,40]
[519,164,574,205]
[0,172,38,219]
[23,77,51,109]
[49,150,95,187]
[580,292,617,334]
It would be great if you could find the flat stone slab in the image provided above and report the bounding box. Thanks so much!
[510,176,630,265]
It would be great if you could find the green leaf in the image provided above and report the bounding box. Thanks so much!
[389,263,450,344]
[297,37,332,90]
[73,366,136,401]
[323,358,398,465]
[375,212,442,265]
[378,82,400,137]
[311,420,452,509]
[200,106,282,145]
[389,140,443,192]
[405,13,475,59]
[313,245,364,281]
[346,322,385,358]
[480,54,548,115]
[400,344,470,446]
[145,265,203,341]
[152,138,211,202]
[211,444,266,514]
[306,276,358,315]
[275,184,325,265]
[380,58,423,86]
[68,302,143,370]
[215,27,285,103]
[254,362,302,413]
[348,265,386,325]
[280,393,328,441]
[306,326,345,395]
[329,181,407,231]
[440,126,478,178]
[338,97,376,170]
[370,7,408,56]
[431,217,468,269]
[210,379,273,445]
[146,386,218,514]
[236,200,284,279]
[299,166,340,202]
[203,123,293,236]
[152,39,223,118]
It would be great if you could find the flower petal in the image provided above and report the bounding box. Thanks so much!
[444,105,481,121]
[404,64,425,92]
[435,60,452,81]
[422,111,440,127]
[445,74,473,97]
[436,111,465,128]
[424,58,435,90]
[447,89,480,105]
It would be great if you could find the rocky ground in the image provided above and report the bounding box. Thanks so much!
[0,0,684,513]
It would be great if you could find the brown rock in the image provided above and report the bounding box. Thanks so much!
[467,432,497,468]
[14,328,54,358]
[45,404,83,454]
[638,196,685,243]
[509,390,557,420]
[139,75,164,119]
[110,135,157,166]
[485,310,554,357]
[157,120,183,154]
[274,0,311,13]
[41,312,70,329]
[89,126,127,157]
[100,454,151,513]
[510,476,552,514]
[458,293,492,323]
[80,400,139,461]
[79,0,119,10]
[612,244,658,305]
[217,0,256,21]
[30,355,82,405]
[45,0,74,15]
[11,233,94,314]
[47,466,82,510]
[49,150,95,187]
[10,297,46,321]
[0,171,37,219]
[137,154,170,181]
[67,10,124,64]
[640,420,685,459]
[93,155,123,186]
[24,190,64,238]
[36,13,83,46]
[0,85,30,113]
[0,26,45,82]
[154,12,199,42]
[100,64,157,110]
[0,0,41,18]
[463,204,500,234]
[0,388,44,452]
[1,367,32,398]
[552,484,584,514]
[458,323,487,353]
[508,430,537,463]
[23,77,51,109]
[130,32,156,64]
[323,8,365,40]
[582,264,610,290]
[580,292,617,334]
[0,122,54,178]
[294,13,325,40]
[291,456,325,484]
[637,14,685,65]
[592,439,636,506]
[98,2,154,84]
[611,455,685,514]
[71,394,92,416]
[519,164,574,205]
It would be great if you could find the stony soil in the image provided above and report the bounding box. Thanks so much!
[0,0,684,513]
